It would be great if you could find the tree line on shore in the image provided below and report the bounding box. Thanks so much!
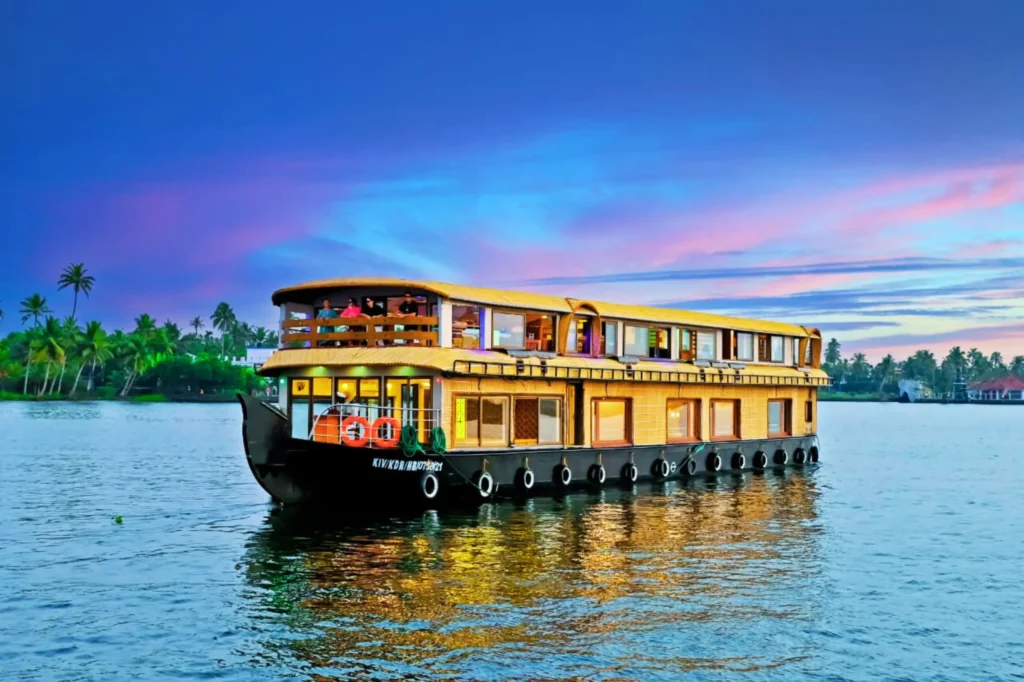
[0,264,277,399]
[823,338,1024,397]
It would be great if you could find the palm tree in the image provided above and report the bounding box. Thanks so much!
[850,353,872,382]
[19,294,51,327]
[134,314,157,338]
[35,317,65,396]
[55,316,82,395]
[252,326,272,347]
[824,338,842,368]
[120,334,152,396]
[57,263,95,320]
[211,302,236,358]
[1011,356,1024,378]
[74,321,112,396]
[190,316,204,336]
[874,354,897,394]
[19,294,51,394]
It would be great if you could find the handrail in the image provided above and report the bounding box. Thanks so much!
[281,315,439,348]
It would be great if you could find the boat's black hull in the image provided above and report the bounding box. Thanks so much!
[238,394,821,506]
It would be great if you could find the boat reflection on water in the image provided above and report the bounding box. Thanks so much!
[241,471,823,679]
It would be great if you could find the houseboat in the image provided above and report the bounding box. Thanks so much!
[238,278,828,506]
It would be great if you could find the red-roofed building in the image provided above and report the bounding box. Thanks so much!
[967,375,1024,401]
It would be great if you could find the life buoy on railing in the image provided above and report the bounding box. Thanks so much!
[340,416,370,447]
[370,417,401,448]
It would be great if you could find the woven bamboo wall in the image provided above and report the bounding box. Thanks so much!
[442,377,818,448]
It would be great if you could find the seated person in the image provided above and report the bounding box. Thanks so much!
[341,298,362,318]
[362,296,384,345]
[398,291,420,338]
[316,299,339,346]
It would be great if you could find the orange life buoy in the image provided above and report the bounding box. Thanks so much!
[370,417,401,448]
[340,416,370,447]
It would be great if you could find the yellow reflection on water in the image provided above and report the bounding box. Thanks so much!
[242,472,821,677]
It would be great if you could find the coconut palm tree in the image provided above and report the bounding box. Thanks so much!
[190,316,204,336]
[35,317,65,396]
[120,334,152,396]
[55,316,82,395]
[19,294,51,327]
[57,263,95,320]
[134,313,157,338]
[874,354,897,394]
[19,295,51,394]
[1011,356,1024,378]
[211,302,236,358]
[73,322,111,396]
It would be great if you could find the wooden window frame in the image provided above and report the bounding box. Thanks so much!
[648,326,672,359]
[600,321,618,356]
[592,397,633,446]
[452,394,510,448]
[666,398,701,443]
[679,329,695,362]
[710,398,741,441]
[805,400,813,423]
[512,395,564,446]
[768,399,792,437]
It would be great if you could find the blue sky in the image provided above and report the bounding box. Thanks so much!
[2,0,1023,359]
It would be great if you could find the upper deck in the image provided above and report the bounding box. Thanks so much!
[269,277,826,383]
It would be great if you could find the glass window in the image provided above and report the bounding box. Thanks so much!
[567,317,592,354]
[601,322,618,356]
[289,379,310,439]
[493,311,526,349]
[454,397,480,445]
[648,327,671,359]
[804,340,812,365]
[681,329,692,351]
[697,332,717,361]
[667,399,699,442]
[481,397,508,445]
[771,336,784,362]
[737,333,754,361]
[593,399,630,444]
[539,398,561,444]
[792,338,799,365]
[452,305,481,349]
[768,399,790,435]
[525,313,555,352]
[624,325,647,356]
[711,400,739,438]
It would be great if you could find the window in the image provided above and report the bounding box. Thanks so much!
[770,336,784,363]
[804,340,812,365]
[805,400,813,423]
[681,329,692,351]
[648,327,671,359]
[768,399,791,436]
[667,399,700,442]
[567,316,593,355]
[711,399,740,439]
[601,321,618,356]
[452,306,481,349]
[493,311,526,349]
[757,335,770,362]
[737,332,754,361]
[592,398,631,444]
[525,313,555,352]
[454,396,508,447]
[792,338,799,366]
[623,325,647,357]
[696,331,717,361]
[513,397,562,445]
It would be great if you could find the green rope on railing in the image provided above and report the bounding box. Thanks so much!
[430,427,448,455]
[400,424,423,458]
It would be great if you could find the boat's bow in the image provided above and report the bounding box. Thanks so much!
[237,393,310,505]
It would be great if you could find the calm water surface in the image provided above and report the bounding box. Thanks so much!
[1,401,1022,681]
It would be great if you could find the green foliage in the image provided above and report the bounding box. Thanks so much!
[131,394,168,403]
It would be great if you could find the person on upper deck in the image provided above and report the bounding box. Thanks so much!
[362,297,383,317]
[341,298,361,318]
[398,291,419,316]
[316,299,339,346]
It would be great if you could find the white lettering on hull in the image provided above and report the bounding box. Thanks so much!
[371,458,443,473]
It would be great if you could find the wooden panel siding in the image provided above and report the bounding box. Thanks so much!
[441,376,817,449]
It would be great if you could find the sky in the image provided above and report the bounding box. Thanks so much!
[2,0,1023,361]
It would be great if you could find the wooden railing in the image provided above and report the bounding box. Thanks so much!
[280,316,439,348]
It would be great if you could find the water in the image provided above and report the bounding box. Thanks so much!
[1,401,1022,681]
